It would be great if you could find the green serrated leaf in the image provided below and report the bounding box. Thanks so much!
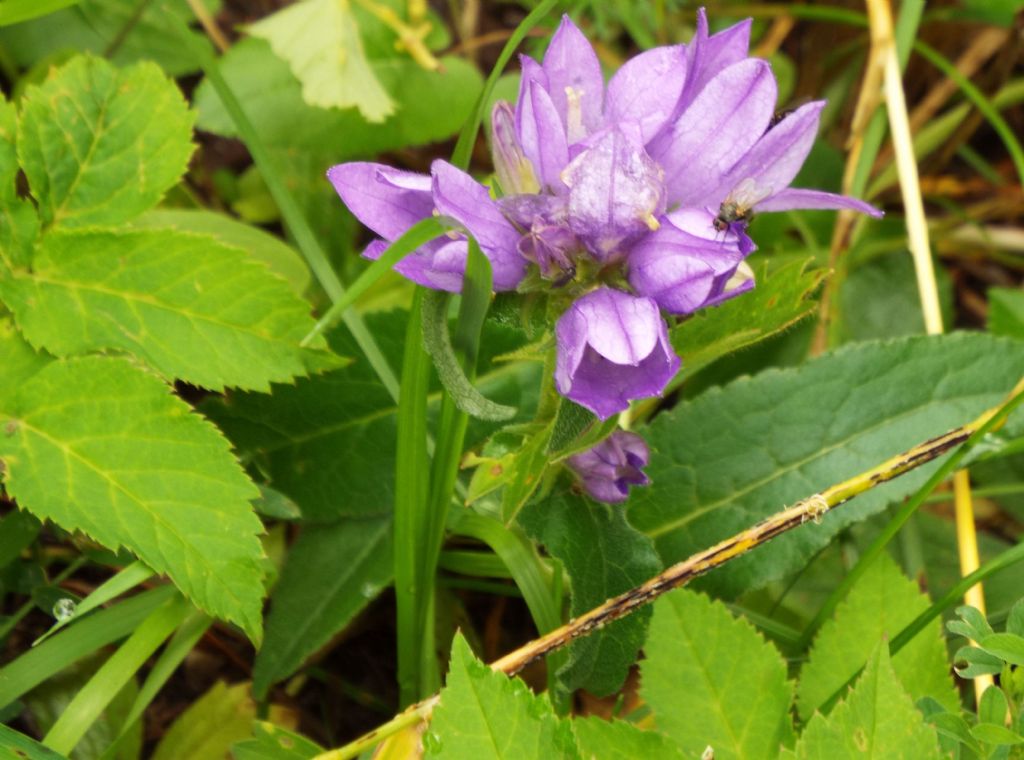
[989,288,1024,339]
[253,516,392,699]
[426,634,580,759]
[249,0,393,121]
[797,553,957,720]
[0,354,265,643]
[1,228,337,392]
[519,491,661,698]
[131,209,311,295]
[17,55,193,229]
[0,96,16,191]
[0,97,38,275]
[0,320,51,409]
[630,334,1024,597]
[641,589,794,759]
[151,681,256,760]
[670,258,825,383]
[570,716,684,760]
[205,312,536,521]
[785,646,941,759]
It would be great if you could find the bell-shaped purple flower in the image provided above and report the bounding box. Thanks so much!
[555,288,680,419]
[566,430,650,503]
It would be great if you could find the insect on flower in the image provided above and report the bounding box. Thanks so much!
[712,178,773,233]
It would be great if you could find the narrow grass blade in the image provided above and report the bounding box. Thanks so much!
[43,594,190,755]
[393,289,433,705]
[0,585,178,708]
[301,217,449,346]
[33,561,155,646]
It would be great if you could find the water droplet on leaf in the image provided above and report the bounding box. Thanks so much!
[53,597,77,621]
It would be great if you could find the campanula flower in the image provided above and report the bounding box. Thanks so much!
[566,430,650,503]
[327,9,882,423]
[554,288,679,419]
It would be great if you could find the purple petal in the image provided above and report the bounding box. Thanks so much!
[689,17,753,97]
[518,79,570,193]
[628,208,747,314]
[714,101,825,205]
[393,239,469,292]
[491,101,540,195]
[327,162,432,240]
[562,127,666,261]
[651,59,777,207]
[755,187,884,217]
[430,160,527,290]
[555,288,680,419]
[542,15,604,136]
[604,45,688,144]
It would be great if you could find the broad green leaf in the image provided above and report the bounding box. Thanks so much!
[0,97,38,275]
[0,0,217,76]
[570,717,684,760]
[151,682,256,760]
[0,0,81,27]
[205,312,537,521]
[518,492,661,697]
[979,632,1024,666]
[0,355,265,643]
[953,645,1004,678]
[0,97,16,190]
[948,604,995,642]
[972,722,1024,746]
[989,287,1024,339]
[132,209,311,295]
[796,553,957,719]
[192,39,481,250]
[252,516,392,699]
[629,334,1024,597]
[641,589,794,760]
[17,55,193,229]
[193,39,480,158]
[784,646,941,759]
[0,320,51,409]
[1,228,336,392]
[232,721,323,760]
[838,251,953,342]
[670,258,825,383]
[426,634,580,759]
[979,684,1009,725]
[249,0,393,121]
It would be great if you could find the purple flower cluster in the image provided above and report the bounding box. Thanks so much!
[328,11,880,501]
